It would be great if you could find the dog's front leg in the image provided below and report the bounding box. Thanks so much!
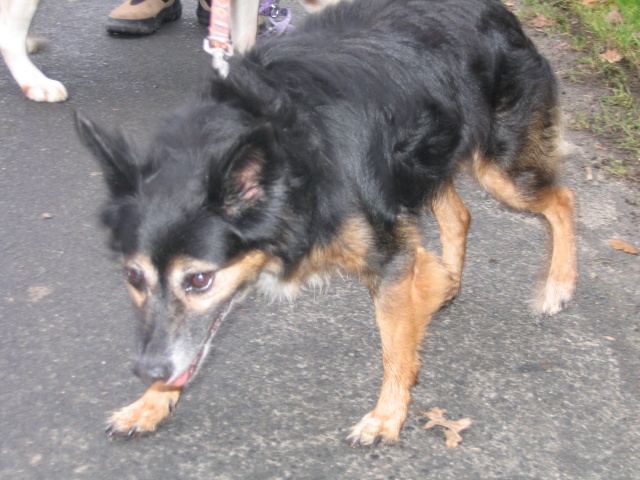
[229,0,259,54]
[106,381,182,437]
[348,247,457,446]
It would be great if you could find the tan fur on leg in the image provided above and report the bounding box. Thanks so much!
[432,182,471,295]
[107,382,182,437]
[532,185,577,314]
[348,247,457,445]
[473,160,577,315]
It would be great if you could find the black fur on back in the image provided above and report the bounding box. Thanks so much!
[78,0,557,277]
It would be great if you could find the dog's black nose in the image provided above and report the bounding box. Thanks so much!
[132,358,173,383]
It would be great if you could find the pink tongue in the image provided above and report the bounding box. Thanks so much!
[170,370,190,388]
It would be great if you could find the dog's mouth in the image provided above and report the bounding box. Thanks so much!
[167,299,234,388]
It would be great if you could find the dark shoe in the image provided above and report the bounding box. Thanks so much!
[107,0,182,35]
[196,0,210,26]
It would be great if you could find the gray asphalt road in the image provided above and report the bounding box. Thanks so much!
[1,1,638,478]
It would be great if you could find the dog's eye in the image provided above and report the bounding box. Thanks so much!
[126,268,145,289]
[185,272,214,293]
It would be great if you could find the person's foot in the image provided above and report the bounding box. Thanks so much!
[107,0,182,35]
[196,0,210,26]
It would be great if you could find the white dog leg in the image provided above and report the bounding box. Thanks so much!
[229,0,259,54]
[0,0,67,102]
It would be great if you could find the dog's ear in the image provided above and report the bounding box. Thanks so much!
[74,111,141,198]
[210,123,284,219]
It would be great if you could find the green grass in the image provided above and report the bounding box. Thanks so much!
[519,0,640,181]
[522,0,640,73]
[577,0,639,74]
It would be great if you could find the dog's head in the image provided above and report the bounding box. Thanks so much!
[75,105,290,387]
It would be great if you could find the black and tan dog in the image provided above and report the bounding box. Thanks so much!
[75,0,577,446]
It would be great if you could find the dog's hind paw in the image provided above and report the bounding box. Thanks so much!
[106,382,182,437]
[346,411,405,447]
[21,78,67,102]
[534,278,577,316]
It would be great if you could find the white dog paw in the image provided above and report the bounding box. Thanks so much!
[534,279,576,316]
[22,78,68,102]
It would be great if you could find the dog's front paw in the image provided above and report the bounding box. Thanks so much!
[346,410,406,447]
[106,382,182,438]
[21,78,67,102]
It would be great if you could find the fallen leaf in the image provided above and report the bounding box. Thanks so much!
[605,10,624,24]
[582,0,601,7]
[504,1,515,7]
[600,49,622,63]
[609,239,638,255]
[530,14,551,28]
[421,407,473,449]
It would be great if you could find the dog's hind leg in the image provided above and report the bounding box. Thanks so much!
[348,245,457,446]
[473,154,577,316]
[106,382,182,437]
[431,181,471,296]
